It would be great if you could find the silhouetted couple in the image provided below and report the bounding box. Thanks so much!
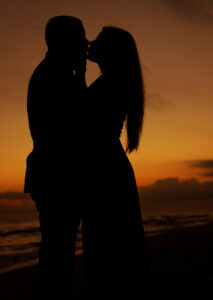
[24,16,149,299]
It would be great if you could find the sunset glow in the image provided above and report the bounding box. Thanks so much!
[0,0,213,192]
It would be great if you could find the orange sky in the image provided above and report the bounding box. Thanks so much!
[0,0,213,192]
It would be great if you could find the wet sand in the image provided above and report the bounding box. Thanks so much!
[1,222,213,299]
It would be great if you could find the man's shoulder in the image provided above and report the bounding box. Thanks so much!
[29,59,48,85]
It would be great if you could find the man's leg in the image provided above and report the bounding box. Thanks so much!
[31,191,81,298]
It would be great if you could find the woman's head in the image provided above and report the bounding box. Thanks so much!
[88,27,136,73]
[88,26,145,153]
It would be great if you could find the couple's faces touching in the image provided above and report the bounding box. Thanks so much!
[70,28,110,71]
[45,17,115,71]
[72,27,116,72]
[87,31,104,63]
[87,31,112,72]
[73,27,125,74]
[61,25,112,71]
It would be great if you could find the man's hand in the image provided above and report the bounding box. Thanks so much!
[74,57,87,87]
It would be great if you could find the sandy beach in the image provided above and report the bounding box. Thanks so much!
[0,222,213,299]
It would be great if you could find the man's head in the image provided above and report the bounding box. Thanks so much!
[45,16,88,65]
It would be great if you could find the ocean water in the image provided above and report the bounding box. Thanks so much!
[1,211,213,273]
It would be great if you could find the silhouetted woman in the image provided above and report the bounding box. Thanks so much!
[82,27,149,300]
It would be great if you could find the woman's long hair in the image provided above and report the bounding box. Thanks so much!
[101,26,145,153]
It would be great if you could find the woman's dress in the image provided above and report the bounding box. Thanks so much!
[82,74,149,299]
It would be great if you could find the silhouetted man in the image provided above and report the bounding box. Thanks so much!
[24,16,88,298]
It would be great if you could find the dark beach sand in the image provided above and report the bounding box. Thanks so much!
[1,222,213,299]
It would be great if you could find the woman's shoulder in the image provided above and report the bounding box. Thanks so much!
[89,74,124,93]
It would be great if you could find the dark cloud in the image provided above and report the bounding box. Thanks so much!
[146,92,170,111]
[164,0,213,24]
[202,172,213,177]
[146,0,213,25]
[189,160,213,169]
[0,191,31,200]
[139,177,213,202]
[0,191,37,221]
[1,178,213,221]
[189,160,213,178]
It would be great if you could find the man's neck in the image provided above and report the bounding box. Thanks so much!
[45,50,75,71]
